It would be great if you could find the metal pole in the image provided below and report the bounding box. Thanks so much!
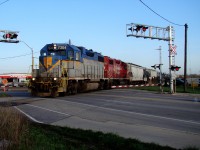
[156,46,162,92]
[20,41,34,76]
[168,26,173,93]
[159,46,162,93]
[184,24,188,92]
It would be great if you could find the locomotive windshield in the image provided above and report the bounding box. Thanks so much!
[48,50,66,56]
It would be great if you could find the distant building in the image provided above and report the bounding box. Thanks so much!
[0,73,32,86]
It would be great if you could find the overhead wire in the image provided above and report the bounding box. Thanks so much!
[0,0,10,6]
[0,51,40,60]
[139,0,184,27]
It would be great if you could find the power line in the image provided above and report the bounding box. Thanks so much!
[0,0,10,6]
[0,53,32,59]
[139,0,184,27]
[0,51,39,59]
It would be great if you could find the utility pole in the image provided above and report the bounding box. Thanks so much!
[184,24,188,92]
[20,41,34,76]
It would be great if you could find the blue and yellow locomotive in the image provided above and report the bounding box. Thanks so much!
[29,43,105,97]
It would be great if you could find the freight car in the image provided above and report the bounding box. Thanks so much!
[29,43,157,97]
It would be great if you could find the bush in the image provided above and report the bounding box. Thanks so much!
[0,106,29,149]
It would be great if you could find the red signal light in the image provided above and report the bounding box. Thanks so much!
[3,33,18,39]
[3,33,11,39]
[171,65,181,71]
[142,26,148,32]
[175,67,180,71]
[135,25,143,32]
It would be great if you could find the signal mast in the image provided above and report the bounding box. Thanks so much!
[126,23,180,93]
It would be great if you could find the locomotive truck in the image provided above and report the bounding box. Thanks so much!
[29,43,157,97]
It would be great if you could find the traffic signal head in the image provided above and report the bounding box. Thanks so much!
[175,66,181,71]
[3,33,18,39]
[142,26,148,32]
[10,33,18,39]
[3,33,11,39]
[151,65,156,69]
[151,64,161,70]
[171,65,181,71]
[135,25,143,32]
[128,27,134,31]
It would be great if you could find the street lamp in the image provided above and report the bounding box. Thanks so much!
[20,41,34,76]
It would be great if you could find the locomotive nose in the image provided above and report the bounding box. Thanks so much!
[43,56,52,69]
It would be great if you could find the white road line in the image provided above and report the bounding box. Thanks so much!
[26,104,71,117]
[14,104,71,124]
[56,99,200,126]
[14,106,43,124]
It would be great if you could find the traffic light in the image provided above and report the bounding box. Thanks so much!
[170,65,181,71]
[3,33,18,39]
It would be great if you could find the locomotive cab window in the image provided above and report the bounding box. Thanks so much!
[68,50,74,60]
[50,52,55,56]
[75,52,80,61]
[60,51,66,56]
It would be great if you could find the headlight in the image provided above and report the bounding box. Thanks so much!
[54,78,57,81]
[32,78,35,81]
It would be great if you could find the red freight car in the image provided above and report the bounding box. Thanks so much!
[104,56,128,86]
[120,61,127,79]
[104,56,114,78]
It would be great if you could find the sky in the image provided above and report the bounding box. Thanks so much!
[0,0,200,75]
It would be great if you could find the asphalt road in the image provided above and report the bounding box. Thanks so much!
[1,88,200,149]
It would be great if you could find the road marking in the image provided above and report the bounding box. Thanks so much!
[56,99,200,126]
[85,93,197,104]
[26,104,71,117]
[14,104,71,124]
[14,106,43,124]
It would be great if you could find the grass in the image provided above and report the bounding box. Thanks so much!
[0,107,199,150]
[134,85,200,94]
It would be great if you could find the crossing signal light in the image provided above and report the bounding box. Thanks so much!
[151,65,157,69]
[142,26,148,32]
[136,25,143,32]
[3,33,18,39]
[151,64,161,69]
[128,25,149,32]
[128,27,134,31]
[171,65,181,71]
